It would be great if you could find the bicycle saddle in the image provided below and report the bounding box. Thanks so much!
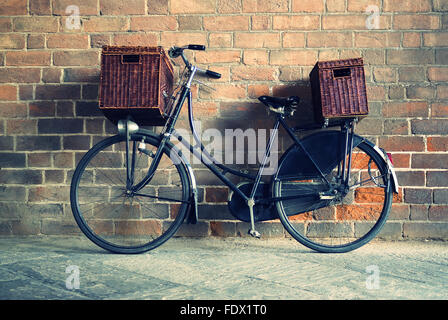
[258,96,300,109]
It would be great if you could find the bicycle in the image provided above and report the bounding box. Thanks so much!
[70,45,399,254]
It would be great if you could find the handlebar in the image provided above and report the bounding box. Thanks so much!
[168,44,221,80]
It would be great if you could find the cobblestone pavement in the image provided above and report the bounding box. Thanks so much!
[0,236,447,300]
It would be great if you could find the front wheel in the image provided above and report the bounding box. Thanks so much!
[273,138,393,253]
[70,132,190,254]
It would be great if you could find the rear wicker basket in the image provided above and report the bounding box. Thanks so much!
[309,58,369,123]
[99,46,174,126]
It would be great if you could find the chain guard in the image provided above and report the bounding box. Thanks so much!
[227,182,278,222]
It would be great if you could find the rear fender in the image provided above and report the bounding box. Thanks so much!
[276,130,399,194]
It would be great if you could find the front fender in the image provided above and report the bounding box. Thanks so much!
[137,129,198,223]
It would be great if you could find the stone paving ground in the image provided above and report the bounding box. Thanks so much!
[0,236,447,300]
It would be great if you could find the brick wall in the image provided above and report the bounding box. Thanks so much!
[0,0,447,239]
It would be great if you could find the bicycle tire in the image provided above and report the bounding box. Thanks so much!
[273,139,393,253]
[70,133,190,254]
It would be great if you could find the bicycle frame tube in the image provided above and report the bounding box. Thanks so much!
[131,62,349,204]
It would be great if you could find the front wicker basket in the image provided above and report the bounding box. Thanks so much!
[99,46,174,126]
[309,58,369,124]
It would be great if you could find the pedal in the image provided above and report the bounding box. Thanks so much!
[248,229,261,239]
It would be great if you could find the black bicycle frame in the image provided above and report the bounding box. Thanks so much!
[131,67,356,205]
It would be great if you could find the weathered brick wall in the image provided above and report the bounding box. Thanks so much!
[0,0,447,239]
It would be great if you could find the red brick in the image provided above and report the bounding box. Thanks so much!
[308,32,352,48]
[28,153,52,167]
[403,33,421,47]
[424,33,448,47]
[0,103,27,118]
[0,18,12,32]
[434,0,448,11]
[130,16,177,31]
[243,50,269,65]
[326,0,346,12]
[235,32,280,48]
[251,16,270,30]
[6,51,51,66]
[429,206,448,221]
[30,0,51,15]
[428,67,448,82]
[273,15,320,30]
[0,34,25,49]
[291,0,324,12]
[373,67,397,82]
[248,84,269,98]
[204,16,250,31]
[27,34,45,49]
[270,50,317,66]
[160,32,206,47]
[148,0,168,14]
[355,32,399,48]
[52,0,98,15]
[171,0,215,13]
[209,33,232,48]
[178,16,202,31]
[431,103,448,117]
[231,66,276,81]
[6,119,37,135]
[47,34,88,49]
[83,17,128,32]
[196,50,241,64]
[199,84,246,100]
[390,153,410,168]
[242,0,289,12]
[384,0,431,12]
[382,102,429,117]
[42,68,62,83]
[205,187,228,202]
[394,15,440,30]
[347,0,381,12]
[0,68,41,83]
[0,0,27,15]
[53,51,99,66]
[217,0,242,13]
[437,85,448,99]
[100,0,145,15]
[13,17,59,32]
[387,49,434,65]
[427,137,448,152]
[323,15,390,30]
[0,85,17,101]
[378,136,425,152]
[113,33,158,47]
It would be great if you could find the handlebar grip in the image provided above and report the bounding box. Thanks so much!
[206,70,221,79]
[188,44,206,51]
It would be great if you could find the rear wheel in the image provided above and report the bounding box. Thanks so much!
[273,140,393,253]
[70,133,190,254]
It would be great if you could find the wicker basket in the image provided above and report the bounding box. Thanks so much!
[309,58,369,123]
[99,46,174,126]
